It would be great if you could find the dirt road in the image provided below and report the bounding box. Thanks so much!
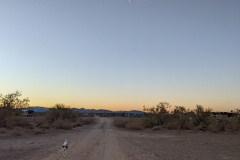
[1,117,240,160]
[48,117,126,160]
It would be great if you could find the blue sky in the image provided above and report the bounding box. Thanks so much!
[1,0,240,111]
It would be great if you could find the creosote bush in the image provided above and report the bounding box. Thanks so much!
[114,119,127,128]
[114,118,144,130]
[52,119,73,130]
[0,91,30,128]
[34,128,45,135]
[226,117,240,132]
[125,119,144,130]
[46,104,77,124]
[152,126,161,131]
[142,103,240,133]
[82,117,95,125]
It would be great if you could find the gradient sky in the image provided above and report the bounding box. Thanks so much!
[1,0,240,111]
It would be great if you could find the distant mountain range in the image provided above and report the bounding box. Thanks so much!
[27,106,146,115]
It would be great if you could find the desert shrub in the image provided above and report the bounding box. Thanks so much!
[208,118,227,133]
[192,105,212,127]
[183,120,194,130]
[52,119,73,130]
[143,116,157,128]
[172,106,194,130]
[125,120,144,130]
[38,124,51,129]
[143,102,170,126]
[164,121,178,130]
[226,117,240,132]
[114,118,144,130]
[26,123,34,129]
[0,91,30,128]
[12,130,22,136]
[36,118,51,129]
[152,126,161,131]
[34,129,45,135]
[46,104,77,124]
[73,122,82,127]
[82,117,95,125]
[113,119,127,128]
[11,116,30,128]
[73,117,83,127]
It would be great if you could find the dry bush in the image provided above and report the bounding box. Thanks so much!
[113,119,127,128]
[114,118,144,130]
[208,119,226,133]
[11,130,22,136]
[38,124,51,129]
[0,128,6,134]
[125,119,144,130]
[73,122,82,127]
[33,129,45,135]
[226,117,240,132]
[26,123,34,129]
[163,121,178,130]
[82,117,95,125]
[143,117,156,128]
[12,116,30,128]
[72,117,84,127]
[46,104,77,124]
[152,126,161,131]
[52,119,73,130]
[36,119,51,129]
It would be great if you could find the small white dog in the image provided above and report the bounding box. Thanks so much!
[62,139,68,157]
[62,139,68,149]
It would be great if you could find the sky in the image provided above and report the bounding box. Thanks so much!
[0,0,240,112]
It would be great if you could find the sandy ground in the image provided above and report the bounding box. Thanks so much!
[0,117,240,160]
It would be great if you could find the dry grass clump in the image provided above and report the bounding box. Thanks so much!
[52,119,73,130]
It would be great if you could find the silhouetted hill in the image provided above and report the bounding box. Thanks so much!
[28,106,146,115]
